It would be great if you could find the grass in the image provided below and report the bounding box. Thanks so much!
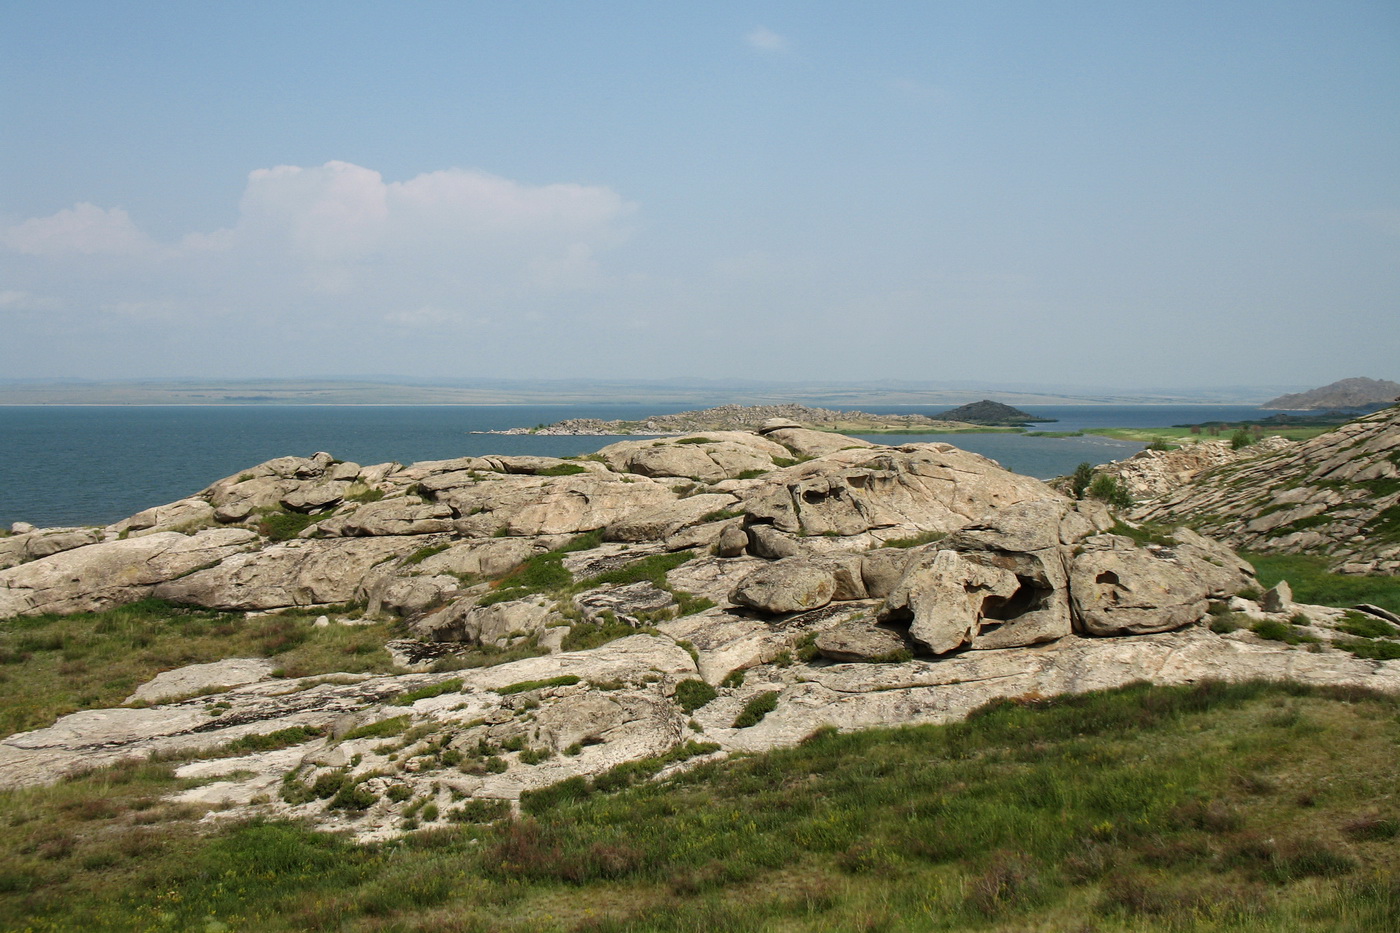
[732,690,779,728]
[0,599,398,737]
[1244,552,1400,615]
[883,530,947,549]
[403,542,451,565]
[390,678,463,706]
[4,680,1398,931]
[496,675,581,695]
[535,463,590,476]
[1109,519,1179,548]
[255,508,329,541]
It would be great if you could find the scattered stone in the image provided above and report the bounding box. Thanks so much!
[1261,581,1293,613]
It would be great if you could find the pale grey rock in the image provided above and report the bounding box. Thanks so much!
[0,529,260,616]
[573,582,677,626]
[412,596,555,645]
[1068,535,1213,635]
[731,558,838,615]
[879,549,1020,654]
[664,555,770,610]
[814,623,908,662]
[316,497,455,536]
[108,498,217,537]
[127,658,278,704]
[10,522,36,534]
[741,445,1054,540]
[746,523,803,559]
[280,481,351,513]
[761,427,873,459]
[0,528,103,570]
[445,474,677,538]
[153,536,421,611]
[595,433,790,482]
[860,549,914,599]
[604,493,738,542]
[368,574,460,618]
[717,522,749,557]
[1355,604,1400,626]
[214,501,253,523]
[1261,581,1293,613]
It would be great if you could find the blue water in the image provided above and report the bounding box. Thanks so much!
[0,404,1282,528]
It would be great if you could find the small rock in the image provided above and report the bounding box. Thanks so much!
[717,522,748,558]
[314,615,330,627]
[1261,581,1292,613]
[814,623,908,662]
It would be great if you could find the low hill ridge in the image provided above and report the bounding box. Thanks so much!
[1263,376,1400,411]
[1133,405,1400,573]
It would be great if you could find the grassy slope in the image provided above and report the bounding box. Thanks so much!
[1244,553,1400,616]
[3,680,1397,932]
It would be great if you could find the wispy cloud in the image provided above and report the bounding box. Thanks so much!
[744,26,791,53]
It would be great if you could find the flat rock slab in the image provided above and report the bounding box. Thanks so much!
[127,658,278,704]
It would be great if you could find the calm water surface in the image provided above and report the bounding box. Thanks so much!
[0,404,1280,528]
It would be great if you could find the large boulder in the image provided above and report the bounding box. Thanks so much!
[731,559,838,615]
[740,445,1055,543]
[878,549,1021,654]
[0,529,260,616]
[1068,535,1214,635]
[595,433,791,482]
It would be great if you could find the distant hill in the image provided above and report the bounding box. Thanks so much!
[1263,377,1400,411]
[933,399,1055,425]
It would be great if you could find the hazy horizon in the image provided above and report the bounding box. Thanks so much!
[3,3,1396,386]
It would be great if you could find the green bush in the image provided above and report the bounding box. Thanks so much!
[1337,611,1398,639]
[733,691,779,728]
[342,715,410,741]
[391,679,463,706]
[674,678,718,712]
[1087,473,1132,509]
[536,463,589,476]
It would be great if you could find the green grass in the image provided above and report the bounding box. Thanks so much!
[577,550,695,590]
[1109,520,1179,548]
[0,599,398,737]
[883,530,947,549]
[255,508,329,541]
[535,463,590,476]
[403,542,451,565]
[732,690,779,728]
[496,675,581,695]
[390,678,463,706]
[341,715,411,741]
[4,680,1398,931]
[1244,552,1400,615]
[673,678,717,713]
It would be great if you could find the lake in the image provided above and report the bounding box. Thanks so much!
[0,404,1282,528]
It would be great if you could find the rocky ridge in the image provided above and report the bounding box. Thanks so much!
[3,418,1398,839]
[481,403,969,435]
[1123,406,1400,574]
[1263,376,1400,411]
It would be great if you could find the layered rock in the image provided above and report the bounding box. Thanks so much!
[1128,406,1400,574]
[4,425,1395,842]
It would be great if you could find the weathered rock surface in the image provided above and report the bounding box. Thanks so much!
[6,425,1398,842]
[1127,406,1400,574]
[127,658,278,704]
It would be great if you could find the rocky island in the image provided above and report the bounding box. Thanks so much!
[3,412,1398,852]
[480,403,981,435]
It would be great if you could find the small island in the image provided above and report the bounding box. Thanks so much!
[480,402,1049,436]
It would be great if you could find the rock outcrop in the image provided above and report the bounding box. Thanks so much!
[1263,377,1400,411]
[1128,406,1400,574]
[3,425,1396,841]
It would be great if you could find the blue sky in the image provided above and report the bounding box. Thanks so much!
[2,1,1396,389]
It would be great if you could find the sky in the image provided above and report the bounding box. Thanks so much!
[1,1,1396,390]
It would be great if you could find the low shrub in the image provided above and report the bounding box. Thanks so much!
[674,678,717,712]
[733,691,779,728]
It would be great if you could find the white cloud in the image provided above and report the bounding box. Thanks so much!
[0,203,159,256]
[744,26,791,53]
[0,160,634,312]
